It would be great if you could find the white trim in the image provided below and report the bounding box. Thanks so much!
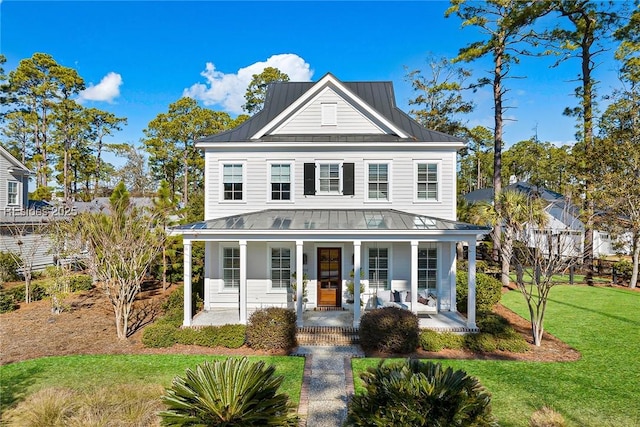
[219,161,247,203]
[364,161,391,203]
[197,141,465,150]
[251,73,410,140]
[267,243,295,292]
[7,181,19,206]
[413,160,442,203]
[316,161,343,195]
[266,161,295,203]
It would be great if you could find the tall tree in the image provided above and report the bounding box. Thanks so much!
[152,180,177,291]
[446,0,549,262]
[143,97,232,204]
[405,56,475,137]
[548,1,621,274]
[458,125,493,194]
[242,67,290,114]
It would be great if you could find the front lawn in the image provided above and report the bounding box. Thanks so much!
[0,354,304,415]
[353,285,640,426]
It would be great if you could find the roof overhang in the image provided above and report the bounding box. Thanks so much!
[195,140,466,151]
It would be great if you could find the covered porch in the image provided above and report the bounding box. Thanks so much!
[171,209,490,330]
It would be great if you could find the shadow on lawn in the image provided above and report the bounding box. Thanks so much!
[0,365,42,413]
[547,295,640,327]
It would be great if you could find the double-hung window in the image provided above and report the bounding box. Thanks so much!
[270,247,291,290]
[417,247,437,290]
[367,163,389,201]
[368,247,389,290]
[7,182,18,205]
[223,164,243,200]
[270,164,291,201]
[318,163,340,193]
[223,247,240,289]
[416,163,438,201]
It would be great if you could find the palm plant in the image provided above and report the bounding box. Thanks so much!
[159,357,298,426]
[346,359,497,426]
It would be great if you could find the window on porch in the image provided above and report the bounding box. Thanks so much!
[418,247,437,291]
[368,247,389,290]
[223,247,240,289]
[270,247,291,289]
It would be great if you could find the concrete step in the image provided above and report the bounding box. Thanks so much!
[296,326,360,345]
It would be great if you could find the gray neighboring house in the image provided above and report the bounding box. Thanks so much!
[463,181,617,258]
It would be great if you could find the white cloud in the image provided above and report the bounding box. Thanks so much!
[183,53,314,114]
[78,72,123,103]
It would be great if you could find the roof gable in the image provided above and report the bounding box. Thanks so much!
[0,146,32,175]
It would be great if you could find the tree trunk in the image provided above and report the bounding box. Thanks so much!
[631,232,639,289]
[501,233,512,289]
[162,245,167,291]
[492,39,505,264]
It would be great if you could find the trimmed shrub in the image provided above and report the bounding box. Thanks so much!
[346,359,498,426]
[465,333,499,353]
[457,271,502,314]
[440,332,466,350]
[174,326,201,345]
[160,357,298,426]
[530,406,566,427]
[419,330,465,352]
[359,307,419,354]
[141,323,177,348]
[477,312,529,353]
[246,307,296,351]
[215,324,246,348]
[69,274,93,292]
[2,283,46,304]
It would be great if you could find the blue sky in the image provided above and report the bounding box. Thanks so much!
[1,1,624,166]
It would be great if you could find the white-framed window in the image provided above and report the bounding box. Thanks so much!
[222,247,240,289]
[368,247,389,290]
[318,163,341,194]
[7,182,18,205]
[415,162,439,201]
[418,246,437,290]
[222,164,244,201]
[321,103,337,126]
[367,163,389,201]
[270,246,292,290]
[270,163,291,201]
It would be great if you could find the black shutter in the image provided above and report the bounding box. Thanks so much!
[343,163,355,195]
[304,163,316,195]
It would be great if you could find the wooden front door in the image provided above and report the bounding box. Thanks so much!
[317,248,341,307]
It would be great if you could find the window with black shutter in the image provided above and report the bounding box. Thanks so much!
[304,163,316,195]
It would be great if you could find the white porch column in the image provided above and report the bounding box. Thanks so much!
[411,240,419,315]
[467,239,477,329]
[449,242,457,312]
[296,240,304,327]
[353,240,361,328]
[239,240,247,324]
[182,239,192,327]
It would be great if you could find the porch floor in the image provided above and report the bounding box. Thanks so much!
[191,307,476,332]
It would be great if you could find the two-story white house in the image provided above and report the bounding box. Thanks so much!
[173,73,490,329]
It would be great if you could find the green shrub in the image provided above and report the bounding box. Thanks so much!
[3,283,46,304]
[246,307,297,351]
[141,323,177,348]
[496,334,530,353]
[174,324,246,348]
[0,251,19,283]
[613,260,633,280]
[346,359,498,426]
[174,326,201,345]
[419,330,465,352]
[440,332,466,350]
[359,307,419,354]
[0,292,19,313]
[215,324,246,348]
[457,271,502,314]
[477,313,529,353]
[69,274,93,292]
[160,357,298,426]
[465,333,499,353]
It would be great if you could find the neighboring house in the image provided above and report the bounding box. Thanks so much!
[463,181,617,259]
[172,73,490,329]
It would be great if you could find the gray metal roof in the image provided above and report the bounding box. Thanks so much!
[198,73,464,144]
[173,209,490,233]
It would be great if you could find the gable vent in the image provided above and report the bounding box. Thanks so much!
[321,103,337,126]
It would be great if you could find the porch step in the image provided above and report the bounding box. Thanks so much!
[296,326,360,345]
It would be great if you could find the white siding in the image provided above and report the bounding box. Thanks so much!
[274,88,384,135]
[0,232,55,271]
[204,148,458,221]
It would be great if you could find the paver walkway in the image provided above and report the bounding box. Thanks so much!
[292,345,365,426]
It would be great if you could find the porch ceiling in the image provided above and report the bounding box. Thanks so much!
[171,209,490,239]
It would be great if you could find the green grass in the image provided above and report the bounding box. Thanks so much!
[0,354,304,414]
[352,285,640,426]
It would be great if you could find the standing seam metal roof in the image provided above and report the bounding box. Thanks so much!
[197,75,464,144]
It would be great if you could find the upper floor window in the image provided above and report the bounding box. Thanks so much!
[7,182,18,205]
[417,247,437,290]
[270,164,291,201]
[319,163,340,193]
[368,247,389,290]
[270,247,291,290]
[223,247,240,289]
[304,162,354,196]
[223,164,243,201]
[367,163,389,201]
[416,163,438,201]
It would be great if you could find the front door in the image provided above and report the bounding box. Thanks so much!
[317,248,341,307]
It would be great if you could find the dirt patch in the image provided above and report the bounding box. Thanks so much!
[1,284,579,365]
